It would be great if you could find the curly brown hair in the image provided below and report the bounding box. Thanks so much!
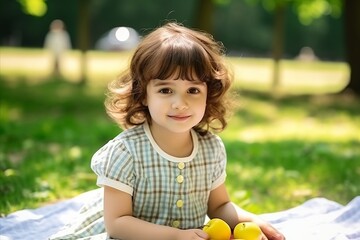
[105,22,234,135]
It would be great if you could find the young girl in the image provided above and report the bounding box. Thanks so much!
[50,22,284,240]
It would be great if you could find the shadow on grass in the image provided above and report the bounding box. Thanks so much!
[0,77,103,114]
[224,139,360,213]
[0,77,120,214]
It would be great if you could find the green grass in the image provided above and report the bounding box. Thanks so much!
[221,92,360,213]
[0,48,359,216]
[0,79,119,215]
[1,78,359,216]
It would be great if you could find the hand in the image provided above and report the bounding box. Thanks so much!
[175,229,209,240]
[255,220,285,240]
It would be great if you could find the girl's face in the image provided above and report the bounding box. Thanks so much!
[145,77,207,135]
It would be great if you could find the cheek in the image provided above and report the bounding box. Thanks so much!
[201,98,208,114]
[199,96,207,108]
[145,95,157,107]
[146,96,163,113]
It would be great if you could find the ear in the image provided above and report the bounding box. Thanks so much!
[142,98,147,106]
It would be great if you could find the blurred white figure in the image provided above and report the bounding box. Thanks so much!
[296,46,318,61]
[44,19,72,77]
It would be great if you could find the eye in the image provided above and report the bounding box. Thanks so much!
[187,87,200,94]
[159,88,173,94]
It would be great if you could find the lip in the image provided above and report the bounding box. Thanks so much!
[168,115,191,121]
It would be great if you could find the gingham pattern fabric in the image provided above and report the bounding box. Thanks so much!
[48,122,226,239]
[49,190,106,240]
[47,123,226,239]
[91,121,227,230]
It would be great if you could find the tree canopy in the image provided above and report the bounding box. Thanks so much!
[17,0,47,17]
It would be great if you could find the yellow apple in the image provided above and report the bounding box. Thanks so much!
[233,222,262,240]
[203,218,231,240]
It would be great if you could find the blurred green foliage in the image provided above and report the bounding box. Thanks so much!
[0,0,344,59]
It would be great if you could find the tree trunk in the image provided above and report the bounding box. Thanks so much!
[343,0,360,95]
[194,0,214,34]
[271,3,286,96]
[77,0,91,85]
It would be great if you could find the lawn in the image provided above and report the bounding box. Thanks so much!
[0,48,359,216]
[221,92,360,213]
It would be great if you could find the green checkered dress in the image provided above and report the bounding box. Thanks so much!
[49,122,227,239]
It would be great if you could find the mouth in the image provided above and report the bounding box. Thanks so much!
[168,115,191,121]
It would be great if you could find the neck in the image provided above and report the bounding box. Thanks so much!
[149,126,193,158]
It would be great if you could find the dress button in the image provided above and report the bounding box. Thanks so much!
[176,175,184,183]
[172,220,180,228]
[176,199,184,208]
[178,162,185,170]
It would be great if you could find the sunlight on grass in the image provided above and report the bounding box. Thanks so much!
[224,138,360,213]
[222,94,360,143]
[219,92,360,212]
[0,47,350,94]
[226,118,359,142]
[0,48,52,80]
[0,47,132,84]
[228,57,349,94]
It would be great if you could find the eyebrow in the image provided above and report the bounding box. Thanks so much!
[152,79,205,87]
[152,80,172,87]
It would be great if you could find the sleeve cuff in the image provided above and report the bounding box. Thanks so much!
[211,171,227,190]
[96,176,134,196]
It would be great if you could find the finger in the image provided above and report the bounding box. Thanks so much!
[195,229,209,239]
[268,230,285,240]
[262,224,281,238]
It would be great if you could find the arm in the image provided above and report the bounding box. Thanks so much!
[207,184,285,240]
[103,186,208,240]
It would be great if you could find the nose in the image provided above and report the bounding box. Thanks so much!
[172,94,188,110]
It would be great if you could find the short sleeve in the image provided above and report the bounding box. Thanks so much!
[211,137,227,190]
[91,139,134,195]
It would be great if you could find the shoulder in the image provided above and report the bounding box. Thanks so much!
[112,124,147,144]
[94,125,147,157]
[91,125,147,177]
[116,124,146,141]
[197,131,224,147]
[196,131,226,156]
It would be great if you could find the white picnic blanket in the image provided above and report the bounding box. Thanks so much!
[0,188,359,240]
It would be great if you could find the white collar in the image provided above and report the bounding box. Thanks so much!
[143,121,198,163]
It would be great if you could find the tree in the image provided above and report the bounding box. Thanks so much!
[194,0,231,33]
[77,0,91,85]
[270,1,286,95]
[343,0,360,95]
[194,0,215,33]
[17,0,47,17]
[247,0,360,96]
